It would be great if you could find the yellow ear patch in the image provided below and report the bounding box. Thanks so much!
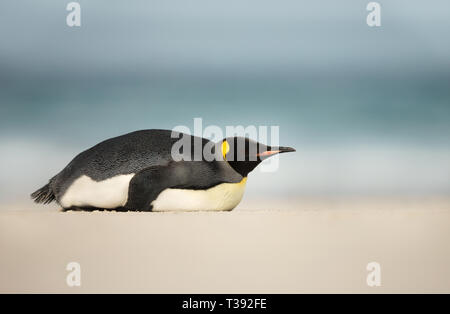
[222,140,230,160]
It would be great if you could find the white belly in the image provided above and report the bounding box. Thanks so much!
[60,174,135,209]
[151,178,247,212]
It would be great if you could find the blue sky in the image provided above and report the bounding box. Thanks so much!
[0,1,449,204]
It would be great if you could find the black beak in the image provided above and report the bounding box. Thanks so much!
[256,146,296,158]
[277,146,296,153]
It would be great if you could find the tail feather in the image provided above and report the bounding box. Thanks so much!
[31,183,55,204]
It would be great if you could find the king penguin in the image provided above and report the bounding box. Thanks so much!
[31,129,295,212]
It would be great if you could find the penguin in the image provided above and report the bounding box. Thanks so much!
[31,129,295,212]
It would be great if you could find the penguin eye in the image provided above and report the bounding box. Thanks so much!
[222,140,230,160]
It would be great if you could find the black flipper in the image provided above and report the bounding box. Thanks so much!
[124,161,237,211]
[125,165,187,211]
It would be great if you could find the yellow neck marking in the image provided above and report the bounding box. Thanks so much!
[222,140,230,160]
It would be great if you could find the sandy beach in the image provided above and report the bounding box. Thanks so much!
[1,197,449,293]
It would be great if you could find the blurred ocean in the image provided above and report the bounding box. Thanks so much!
[0,0,449,204]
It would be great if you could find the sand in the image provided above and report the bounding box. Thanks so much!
[1,197,449,293]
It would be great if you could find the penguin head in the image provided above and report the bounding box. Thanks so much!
[220,137,295,177]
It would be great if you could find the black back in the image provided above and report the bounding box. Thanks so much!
[50,129,242,197]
